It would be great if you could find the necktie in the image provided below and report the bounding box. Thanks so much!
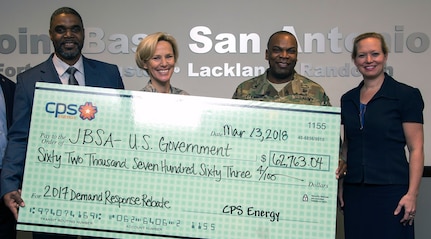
[66,67,79,85]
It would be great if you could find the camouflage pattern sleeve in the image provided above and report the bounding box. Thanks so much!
[232,71,331,106]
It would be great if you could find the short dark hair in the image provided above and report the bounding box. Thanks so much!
[267,31,297,49]
[50,7,83,29]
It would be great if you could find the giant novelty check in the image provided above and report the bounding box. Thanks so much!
[17,82,341,239]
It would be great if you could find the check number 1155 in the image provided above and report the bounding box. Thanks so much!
[191,221,215,231]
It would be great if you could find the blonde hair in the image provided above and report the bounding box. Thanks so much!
[351,32,389,59]
[135,32,179,72]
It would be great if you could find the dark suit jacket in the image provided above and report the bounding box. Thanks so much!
[0,54,124,197]
[0,74,16,239]
[0,74,15,129]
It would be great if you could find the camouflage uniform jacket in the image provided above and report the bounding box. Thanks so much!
[232,70,331,106]
[141,80,189,95]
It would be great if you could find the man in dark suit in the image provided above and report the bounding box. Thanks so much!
[0,7,124,239]
[0,74,16,239]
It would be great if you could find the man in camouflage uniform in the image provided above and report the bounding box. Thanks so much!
[232,30,331,106]
[232,31,347,222]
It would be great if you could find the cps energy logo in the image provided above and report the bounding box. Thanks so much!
[45,102,98,120]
